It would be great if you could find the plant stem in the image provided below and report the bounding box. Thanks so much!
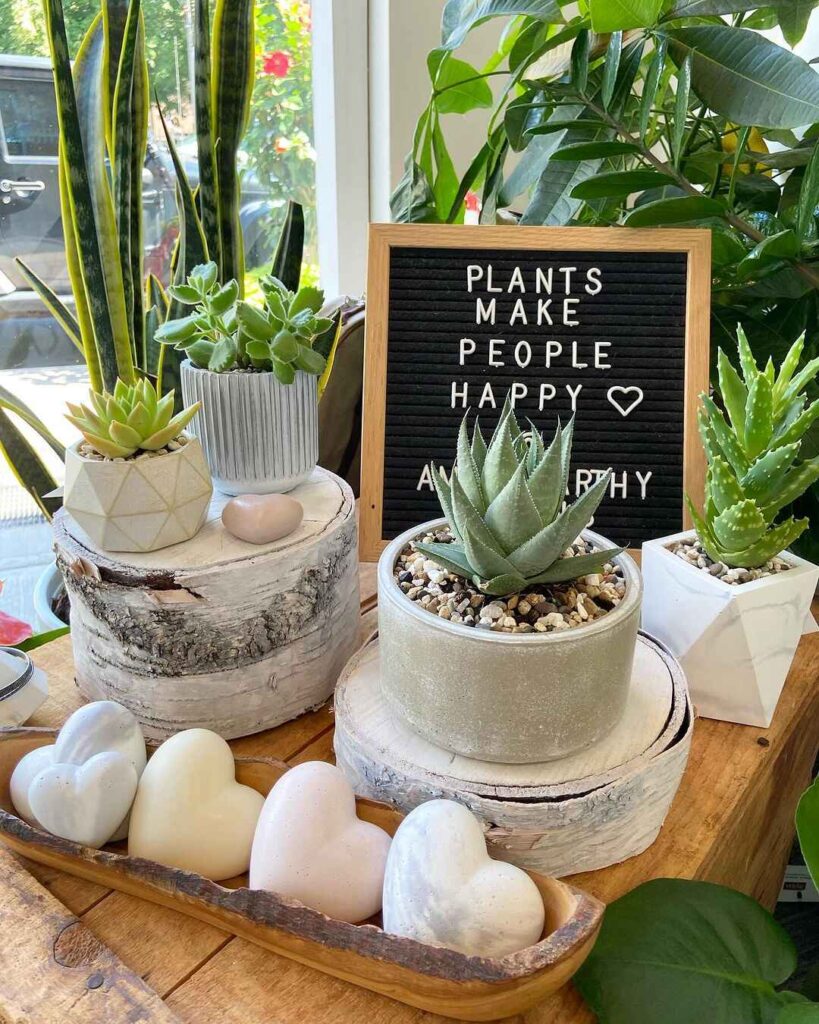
[579,93,819,291]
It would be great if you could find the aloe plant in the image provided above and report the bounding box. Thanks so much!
[687,328,819,569]
[66,379,199,459]
[156,263,333,384]
[416,399,621,597]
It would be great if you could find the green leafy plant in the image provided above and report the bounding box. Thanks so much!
[396,2,819,555]
[687,327,819,567]
[573,877,816,1024]
[65,379,199,459]
[416,398,621,596]
[796,777,819,890]
[155,262,333,384]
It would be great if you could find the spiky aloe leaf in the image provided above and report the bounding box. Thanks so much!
[762,457,819,518]
[772,398,819,449]
[481,410,519,504]
[736,324,758,383]
[717,348,747,445]
[450,471,507,565]
[527,546,623,585]
[708,456,743,514]
[720,517,809,568]
[507,472,611,578]
[456,414,484,514]
[700,396,750,476]
[559,417,575,501]
[478,572,528,597]
[485,463,543,552]
[527,422,565,523]
[773,334,805,411]
[526,421,545,475]
[743,373,773,459]
[431,466,459,543]
[413,541,475,580]
[741,443,799,504]
[781,356,819,409]
[685,493,723,563]
[471,420,487,473]
[712,499,766,551]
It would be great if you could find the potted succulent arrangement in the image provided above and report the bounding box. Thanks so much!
[377,397,642,764]
[642,329,819,728]
[156,263,334,494]
[63,379,210,553]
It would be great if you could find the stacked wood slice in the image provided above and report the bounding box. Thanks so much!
[334,632,692,877]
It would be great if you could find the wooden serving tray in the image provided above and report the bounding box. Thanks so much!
[0,727,603,1022]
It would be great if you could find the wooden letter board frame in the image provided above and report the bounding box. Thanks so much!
[360,224,711,561]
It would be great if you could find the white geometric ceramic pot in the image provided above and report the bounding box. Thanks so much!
[181,361,318,495]
[641,529,819,728]
[63,437,212,553]
[378,519,643,764]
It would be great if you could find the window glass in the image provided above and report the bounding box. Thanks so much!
[0,76,59,158]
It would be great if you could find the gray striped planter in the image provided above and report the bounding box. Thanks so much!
[181,362,318,495]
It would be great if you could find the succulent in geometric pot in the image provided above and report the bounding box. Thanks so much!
[157,263,337,495]
[642,328,819,729]
[377,398,643,764]
[63,379,213,553]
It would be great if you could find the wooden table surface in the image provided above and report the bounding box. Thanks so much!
[13,562,819,1024]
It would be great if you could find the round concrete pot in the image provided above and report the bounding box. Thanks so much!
[181,361,318,495]
[63,437,212,553]
[378,519,642,764]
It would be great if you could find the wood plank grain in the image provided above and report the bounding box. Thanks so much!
[0,846,180,1023]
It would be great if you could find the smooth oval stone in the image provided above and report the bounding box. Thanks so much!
[221,493,304,545]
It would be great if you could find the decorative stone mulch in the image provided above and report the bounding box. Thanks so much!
[669,538,790,584]
[79,435,189,462]
[394,528,626,633]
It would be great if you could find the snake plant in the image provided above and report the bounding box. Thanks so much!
[416,399,622,596]
[687,328,819,569]
[66,379,199,459]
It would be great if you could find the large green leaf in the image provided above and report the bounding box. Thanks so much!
[390,157,438,223]
[572,169,677,199]
[270,200,304,293]
[212,0,254,287]
[590,0,663,31]
[796,777,819,888]
[779,1,816,47]
[664,0,791,15]
[574,878,800,1024]
[440,0,562,51]
[777,1006,819,1024]
[665,26,819,129]
[624,195,726,225]
[429,50,493,114]
[797,144,819,240]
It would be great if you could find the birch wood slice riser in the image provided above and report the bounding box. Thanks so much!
[53,468,359,741]
[334,633,693,878]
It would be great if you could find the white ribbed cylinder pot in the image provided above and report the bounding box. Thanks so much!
[181,361,318,495]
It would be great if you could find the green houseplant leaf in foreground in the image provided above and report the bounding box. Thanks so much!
[574,878,802,1024]
[796,777,819,889]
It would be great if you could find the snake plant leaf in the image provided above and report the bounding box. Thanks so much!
[485,463,543,552]
[212,0,254,287]
[763,458,819,518]
[708,456,744,514]
[450,470,508,567]
[193,0,219,266]
[14,259,81,354]
[456,414,485,514]
[743,373,773,459]
[0,407,61,519]
[507,471,611,578]
[74,16,134,386]
[481,410,519,503]
[741,443,800,504]
[717,348,747,445]
[528,421,565,523]
[413,541,475,580]
[528,547,624,585]
[270,200,304,293]
[713,499,767,551]
[0,387,64,461]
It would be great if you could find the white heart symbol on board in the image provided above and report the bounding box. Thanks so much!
[607,386,644,418]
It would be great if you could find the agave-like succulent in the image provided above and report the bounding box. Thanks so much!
[687,328,819,569]
[415,399,621,597]
[66,379,200,459]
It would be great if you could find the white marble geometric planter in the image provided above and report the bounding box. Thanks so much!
[64,437,212,553]
[641,529,819,728]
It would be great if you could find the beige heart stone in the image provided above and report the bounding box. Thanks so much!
[249,761,391,923]
[221,493,303,544]
[128,729,264,880]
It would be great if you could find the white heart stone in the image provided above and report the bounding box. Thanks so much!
[10,744,55,828]
[28,751,139,849]
[129,729,264,881]
[382,799,545,958]
[249,761,391,923]
[10,701,147,841]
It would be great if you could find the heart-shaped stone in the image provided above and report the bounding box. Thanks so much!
[28,751,139,849]
[10,701,147,841]
[221,493,304,545]
[249,761,391,923]
[128,729,264,880]
[382,799,545,957]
